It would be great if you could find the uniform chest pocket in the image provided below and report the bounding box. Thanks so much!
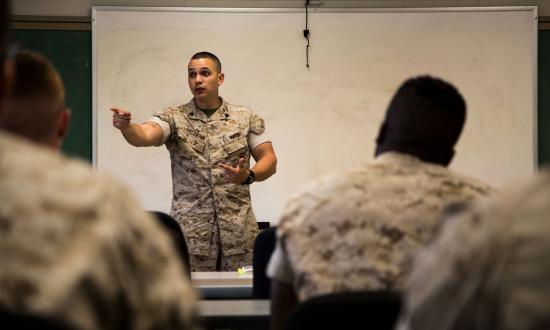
[223,137,248,155]
[177,127,206,153]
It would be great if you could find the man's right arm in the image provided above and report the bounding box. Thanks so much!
[111,107,164,147]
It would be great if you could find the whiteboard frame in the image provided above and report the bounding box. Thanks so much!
[91,5,538,170]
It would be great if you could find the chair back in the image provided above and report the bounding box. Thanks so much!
[252,227,277,298]
[257,221,270,230]
[284,290,402,330]
[0,309,76,330]
[149,211,191,278]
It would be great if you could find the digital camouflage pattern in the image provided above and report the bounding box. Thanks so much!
[154,99,262,260]
[189,224,253,272]
[397,169,550,330]
[0,131,199,330]
[274,152,493,302]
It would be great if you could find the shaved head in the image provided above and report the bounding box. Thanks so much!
[0,50,67,148]
[190,51,222,73]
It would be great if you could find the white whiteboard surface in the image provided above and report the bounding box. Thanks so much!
[93,6,537,224]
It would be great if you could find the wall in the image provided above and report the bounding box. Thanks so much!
[11,0,550,17]
[12,1,550,167]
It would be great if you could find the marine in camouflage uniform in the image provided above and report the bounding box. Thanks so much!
[267,151,493,301]
[267,76,493,330]
[111,52,277,271]
[0,132,200,330]
[151,98,268,271]
[397,170,550,330]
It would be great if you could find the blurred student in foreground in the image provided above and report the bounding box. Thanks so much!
[267,75,494,330]
[397,171,550,330]
[0,7,200,330]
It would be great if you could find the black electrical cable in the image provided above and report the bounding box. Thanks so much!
[304,0,310,69]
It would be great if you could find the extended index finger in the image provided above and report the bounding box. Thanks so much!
[110,107,131,116]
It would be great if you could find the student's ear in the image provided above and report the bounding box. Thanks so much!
[218,72,225,86]
[57,109,70,140]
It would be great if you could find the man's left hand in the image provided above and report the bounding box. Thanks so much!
[219,157,249,184]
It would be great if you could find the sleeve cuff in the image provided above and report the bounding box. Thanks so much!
[147,117,171,145]
[249,132,271,150]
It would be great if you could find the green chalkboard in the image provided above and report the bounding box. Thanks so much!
[539,30,550,166]
[13,29,92,162]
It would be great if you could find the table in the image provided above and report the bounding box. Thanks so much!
[199,299,270,330]
[192,271,253,299]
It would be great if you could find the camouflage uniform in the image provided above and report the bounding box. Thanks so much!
[267,152,493,302]
[152,98,268,271]
[397,170,550,330]
[0,132,199,330]
[190,221,255,272]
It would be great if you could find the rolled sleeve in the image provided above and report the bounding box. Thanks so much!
[147,117,171,145]
[249,132,271,150]
[248,112,271,150]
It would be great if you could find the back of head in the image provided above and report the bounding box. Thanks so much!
[0,50,67,148]
[375,76,466,166]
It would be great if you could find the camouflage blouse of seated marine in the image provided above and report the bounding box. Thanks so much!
[268,152,494,302]
[152,98,269,257]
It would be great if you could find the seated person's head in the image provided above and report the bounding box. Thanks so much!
[0,50,69,150]
[375,76,466,166]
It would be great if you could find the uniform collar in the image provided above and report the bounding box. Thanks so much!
[186,97,230,122]
[374,151,424,165]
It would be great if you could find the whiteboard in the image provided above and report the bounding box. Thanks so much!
[93,6,537,224]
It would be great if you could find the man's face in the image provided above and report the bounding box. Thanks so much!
[187,58,224,101]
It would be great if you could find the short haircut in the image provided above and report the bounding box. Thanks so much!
[190,51,222,73]
[375,75,466,166]
[0,50,66,144]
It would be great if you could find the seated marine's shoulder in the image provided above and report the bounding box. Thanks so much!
[0,132,139,221]
[277,165,378,230]
[439,167,495,196]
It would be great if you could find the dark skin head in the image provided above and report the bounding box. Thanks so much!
[375,75,466,166]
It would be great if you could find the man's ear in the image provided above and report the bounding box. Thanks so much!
[218,72,225,86]
[57,109,70,140]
